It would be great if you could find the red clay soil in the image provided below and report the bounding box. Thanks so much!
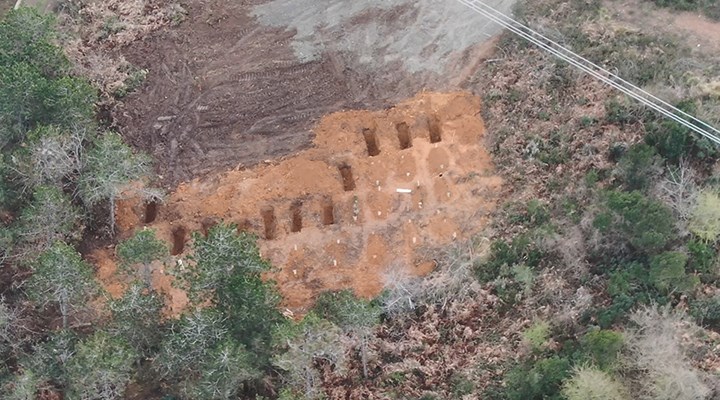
[101,92,501,315]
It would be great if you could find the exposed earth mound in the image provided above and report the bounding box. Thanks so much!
[103,92,501,314]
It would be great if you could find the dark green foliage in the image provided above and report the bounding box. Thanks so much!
[690,295,720,329]
[578,330,623,370]
[181,223,284,360]
[0,8,95,146]
[616,144,659,191]
[0,8,69,76]
[116,229,168,285]
[687,239,716,275]
[313,289,381,330]
[215,272,283,356]
[504,356,571,400]
[596,263,657,327]
[16,186,82,253]
[78,132,150,227]
[65,331,137,400]
[598,190,675,254]
[26,241,99,328]
[649,251,697,294]
[21,329,77,388]
[651,0,720,20]
[313,289,381,377]
[182,223,271,303]
[506,200,550,227]
[155,308,260,399]
[449,372,475,396]
[476,233,544,283]
[537,130,571,166]
[644,100,719,164]
[117,229,168,267]
[109,284,165,357]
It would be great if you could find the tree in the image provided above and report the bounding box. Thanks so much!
[25,241,99,328]
[504,356,571,400]
[627,306,711,400]
[65,331,137,400]
[15,186,82,257]
[116,229,168,286]
[616,144,659,191]
[1,368,43,400]
[154,309,227,382]
[179,223,283,356]
[77,132,151,234]
[108,283,165,358]
[0,8,69,77]
[182,223,271,302]
[154,308,259,399]
[648,251,697,295]
[9,125,87,190]
[272,313,346,399]
[314,290,381,377]
[0,8,94,146]
[179,339,259,400]
[596,190,675,254]
[21,329,76,391]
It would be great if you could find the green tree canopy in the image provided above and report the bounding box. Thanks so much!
[116,229,168,286]
[16,186,82,257]
[65,331,137,400]
[26,241,99,328]
[108,283,165,358]
[78,132,151,232]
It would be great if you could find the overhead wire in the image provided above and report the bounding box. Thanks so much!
[454,0,720,146]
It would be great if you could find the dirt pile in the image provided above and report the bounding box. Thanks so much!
[107,92,501,314]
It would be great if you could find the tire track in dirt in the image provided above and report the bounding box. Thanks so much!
[114,0,514,187]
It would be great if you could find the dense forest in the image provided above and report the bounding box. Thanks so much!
[1,0,720,399]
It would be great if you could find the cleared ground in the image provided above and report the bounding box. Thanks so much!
[114,0,515,185]
[103,92,501,313]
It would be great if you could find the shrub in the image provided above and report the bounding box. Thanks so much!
[616,144,659,191]
[689,190,720,242]
[504,356,571,400]
[579,330,624,370]
[65,331,137,400]
[599,190,675,254]
[562,366,629,400]
[686,238,716,275]
[477,233,544,283]
[522,321,551,352]
[648,251,697,295]
[689,295,720,329]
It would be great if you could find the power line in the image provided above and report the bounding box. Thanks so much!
[455,0,720,146]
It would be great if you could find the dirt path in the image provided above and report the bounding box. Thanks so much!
[115,0,515,186]
[105,92,501,314]
[610,0,720,54]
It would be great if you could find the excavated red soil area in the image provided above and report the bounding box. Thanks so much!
[102,92,501,314]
